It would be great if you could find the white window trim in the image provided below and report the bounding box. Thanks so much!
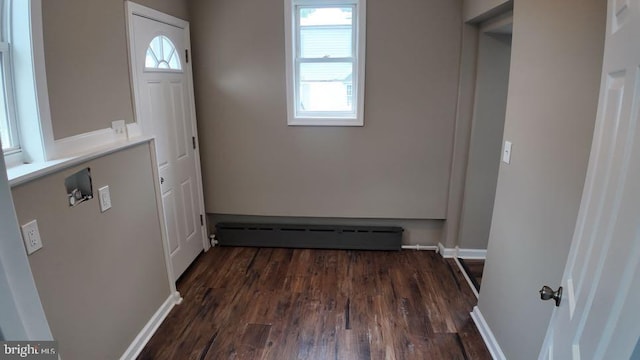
[1,0,21,162]
[4,0,140,175]
[284,0,366,126]
[1,40,23,167]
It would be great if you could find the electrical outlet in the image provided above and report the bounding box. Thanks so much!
[112,120,126,136]
[99,185,112,212]
[21,219,43,255]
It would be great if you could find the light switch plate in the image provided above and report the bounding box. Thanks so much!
[503,141,512,164]
[98,186,112,212]
[112,120,126,136]
[21,219,43,255]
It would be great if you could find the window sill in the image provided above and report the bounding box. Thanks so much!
[288,118,364,126]
[7,136,154,187]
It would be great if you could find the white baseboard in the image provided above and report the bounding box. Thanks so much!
[120,291,182,360]
[454,257,479,298]
[438,243,458,258]
[457,247,487,259]
[437,243,487,259]
[470,306,507,360]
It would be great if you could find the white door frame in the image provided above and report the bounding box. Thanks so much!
[124,3,210,262]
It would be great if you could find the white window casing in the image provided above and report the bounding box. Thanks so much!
[0,0,22,165]
[285,0,366,126]
[0,43,21,160]
[5,0,138,174]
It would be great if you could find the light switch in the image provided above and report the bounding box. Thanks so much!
[98,186,112,212]
[112,120,126,136]
[503,141,512,164]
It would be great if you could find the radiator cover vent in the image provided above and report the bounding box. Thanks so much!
[215,223,403,250]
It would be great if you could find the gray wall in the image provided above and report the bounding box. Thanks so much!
[11,143,171,360]
[463,0,511,22]
[0,158,52,341]
[441,23,478,248]
[135,0,190,19]
[189,0,462,219]
[458,32,511,249]
[477,0,606,358]
[42,0,189,139]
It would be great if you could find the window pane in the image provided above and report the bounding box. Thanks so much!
[0,115,9,150]
[0,58,12,151]
[300,26,352,58]
[150,36,162,59]
[300,7,352,26]
[299,62,353,112]
[145,36,182,71]
[162,38,173,56]
[145,49,158,68]
[168,52,180,69]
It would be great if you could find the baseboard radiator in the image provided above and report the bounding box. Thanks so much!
[215,223,403,250]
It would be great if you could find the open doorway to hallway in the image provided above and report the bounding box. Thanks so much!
[457,11,513,291]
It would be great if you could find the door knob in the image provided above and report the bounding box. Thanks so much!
[540,285,562,307]
[160,177,165,184]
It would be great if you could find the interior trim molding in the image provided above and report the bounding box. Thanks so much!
[48,127,128,159]
[8,137,153,187]
[457,247,487,259]
[454,257,479,298]
[471,306,507,360]
[437,243,487,259]
[438,242,458,258]
[120,291,182,360]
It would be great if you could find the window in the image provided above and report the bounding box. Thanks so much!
[285,0,366,126]
[145,35,182,71]
[0,0,19,155]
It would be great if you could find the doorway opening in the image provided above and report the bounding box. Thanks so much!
[457,12,513,291]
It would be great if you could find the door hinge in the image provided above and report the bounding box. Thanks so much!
[185,49,189,63]
[192,136,196,149]
[200,214,204,226]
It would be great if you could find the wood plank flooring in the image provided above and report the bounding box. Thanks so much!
[138,247,490,360]
[457,259,485,292]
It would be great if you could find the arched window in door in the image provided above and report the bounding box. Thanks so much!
[145,35,182,71]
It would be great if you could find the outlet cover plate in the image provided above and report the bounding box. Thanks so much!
[99,186,112,212]
[21,219,43,255]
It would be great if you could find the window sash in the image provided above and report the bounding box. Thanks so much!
[293,4,358,119]
[0,42,19,154]
[294,58,356,118]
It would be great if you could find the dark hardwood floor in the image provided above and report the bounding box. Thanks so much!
[457,259,485,292]
[138,247,491,359]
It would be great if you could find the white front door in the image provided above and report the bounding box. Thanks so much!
[540,0,640,358]
[128,6,207,280]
